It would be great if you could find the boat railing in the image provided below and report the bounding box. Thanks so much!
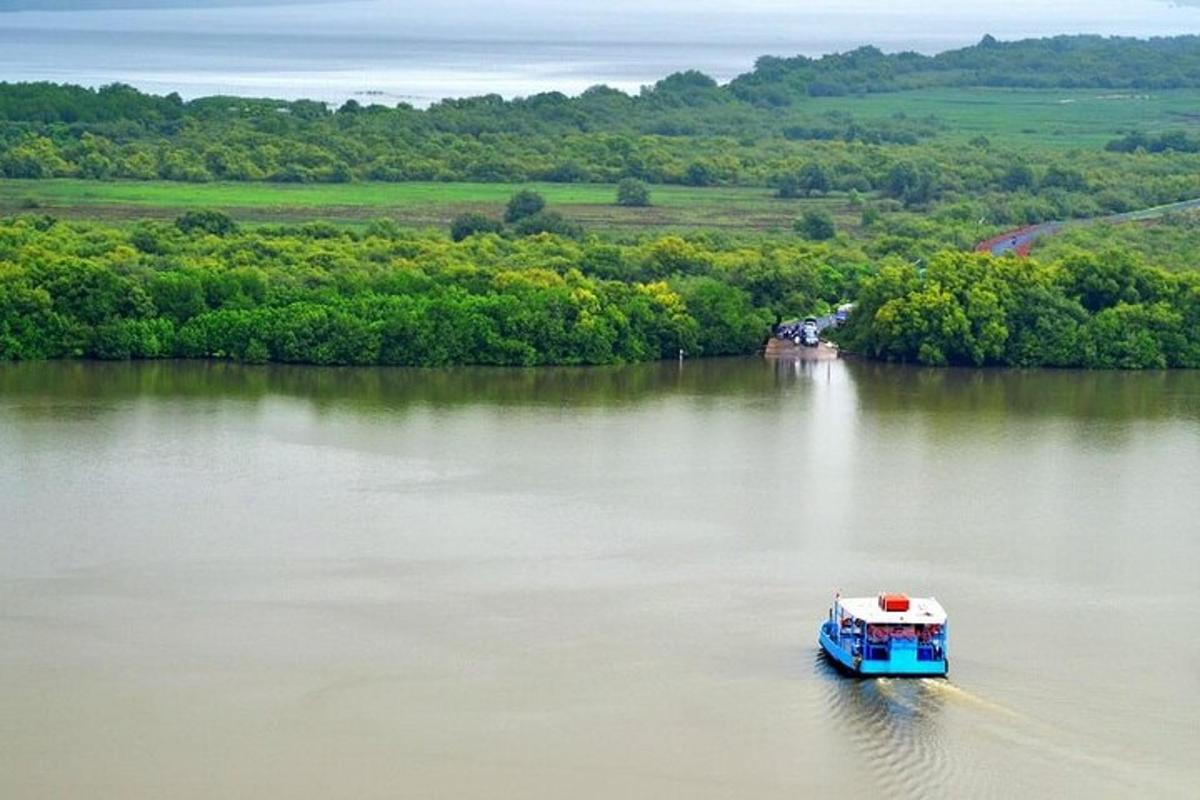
[850,624,947,662]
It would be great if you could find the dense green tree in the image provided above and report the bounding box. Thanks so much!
[512,211,583,238]
[0,218,783,367]
[683,161,714,187]
[150,272,207,324]
[774,173,802,199]
[504,190,546,223]
[795,210,836,241]
[176,210,237,237]
[884,161,941,207]
[1006,290,1086,366]
[1001,165,1036,192]
[673,277,770,356]
[797,162,831,197]
[616,178,651,207]
[1059,251,1142,312]
[450,212,503,241]
[1041,165,1088,192]
[0,135,71,178]
[835,249,1200,368]
[1082,303,1179,369]
[0,277,62,360]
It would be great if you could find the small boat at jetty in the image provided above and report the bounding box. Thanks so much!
[819,593,948,677]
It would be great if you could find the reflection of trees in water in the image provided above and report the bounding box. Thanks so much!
[0,358,789,415]
[815,653,967,797]
[846,360,1200,423]
[3,359,1196,426]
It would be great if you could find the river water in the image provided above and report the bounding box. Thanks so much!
[1,359,1198,798]
[3,1,1200,104]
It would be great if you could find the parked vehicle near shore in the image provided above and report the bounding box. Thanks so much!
[774,317,826,347]
[801,317,820,347]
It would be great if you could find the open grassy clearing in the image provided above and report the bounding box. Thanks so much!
[803,88,1200,148]
[0,178,859,232]
[7,89,1196,233]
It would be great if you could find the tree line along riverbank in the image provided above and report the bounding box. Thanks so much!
[1,213,1197,369]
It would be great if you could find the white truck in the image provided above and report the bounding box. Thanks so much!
[800,317,820,348]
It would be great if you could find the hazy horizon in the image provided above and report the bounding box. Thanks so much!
[5,1,1200,41]
[2,0,1199,104]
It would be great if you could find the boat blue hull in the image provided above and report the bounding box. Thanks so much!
[818,623,947,677]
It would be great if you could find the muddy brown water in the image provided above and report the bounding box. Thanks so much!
[2,360,1198,798]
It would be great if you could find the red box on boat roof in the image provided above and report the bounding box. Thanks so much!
[878,593,910,612]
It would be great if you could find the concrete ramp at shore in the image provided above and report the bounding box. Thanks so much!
[763,338,841,360]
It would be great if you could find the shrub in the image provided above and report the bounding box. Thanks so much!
[774,174,801,199]
[512,211,583,238]
[450,212,503,242]
[175,209,237,237]
[616,178,651,207]
[504,189,546,223]
[795,209,836,240]
[797,162,830,196]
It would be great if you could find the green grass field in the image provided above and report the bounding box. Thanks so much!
[0,179,855,232]
[5,88,1197,231]
[804,88,1200,147]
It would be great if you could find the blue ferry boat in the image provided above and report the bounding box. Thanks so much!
[819,593,948,677]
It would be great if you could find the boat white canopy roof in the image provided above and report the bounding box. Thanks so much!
[837,596,947,625]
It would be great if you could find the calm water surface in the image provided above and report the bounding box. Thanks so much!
[3,0,1200,103]
[2,359,1199,798]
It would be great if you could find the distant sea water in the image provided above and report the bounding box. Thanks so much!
[2,0,1200,105]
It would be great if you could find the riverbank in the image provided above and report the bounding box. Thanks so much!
[762,338,841,361]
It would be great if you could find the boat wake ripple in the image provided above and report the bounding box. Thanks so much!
[916,677,1022,719]
[814,650,1169,797]
[814,650,974,798]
